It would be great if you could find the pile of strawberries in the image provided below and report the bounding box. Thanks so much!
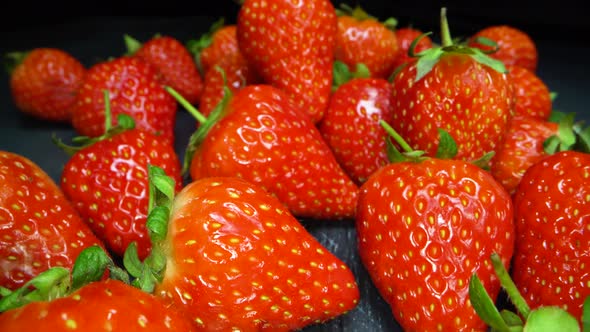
[1,1,589,331]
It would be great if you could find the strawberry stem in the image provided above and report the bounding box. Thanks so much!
[440,7,453,47]
[490,252,531,319]
[165,85,207,123]
[380,120,413,153]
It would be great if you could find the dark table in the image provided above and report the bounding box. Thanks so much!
[1,11,589,331]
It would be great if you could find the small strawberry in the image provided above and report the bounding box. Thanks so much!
[334,4,399,79]
[0,151,105,291]
[186,18,241,76]
[511,150,590,323]
[237,0,338,123]
[319,62,394,184]
[390,8,513,161]
[356,125,515,331]
[468,25,538,72]
[507,64,552,120]
[174,84,359,220]
[0,247,195,331]
[7,48,86,122]
[125,34,203,105]
[125,167,360,331]
[56,96,182,260]
[70,56,177,144]
[390,27,434,73]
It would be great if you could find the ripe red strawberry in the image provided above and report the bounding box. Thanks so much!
[390,27,434,73]
[7,48,86,122]
[0,151,105,290]
[57,114,182,260]
[318,73,394,184]
[511,150,590,323]
[187,19,241,76]
[128,171,360,331]
[334,4,399,79]
[356,129,515,331]
[0,278,196,331]
[183,84,359,220]
[490,116,559,194]
[469,25,538,72]
[390,9,513,161]
[198,52,260,118]
[126,34,204,105]
[237,0,338,123]
[70,56,177,144]
[507,64,552,120]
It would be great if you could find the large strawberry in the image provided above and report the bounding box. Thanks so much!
[70,56,177,144]
[125,34,203,105]
[237,0,337,123]
[125,167,360,331]
[175,84,359,220]
[356,126,515,331]
[389,8,513,161]
[468,25,538,72]
[0,151,105,290]
[319,63,394,184]
[56,99,182,260]
[334,4,399,79]
[507,64,552,120]
[7,48,86,122]
[0,247,195,331]
[511,150,590,323]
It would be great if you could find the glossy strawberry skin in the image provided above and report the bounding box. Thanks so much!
[9,48,86,122]
[356,158,515,331]
[0,151,105,290]
[469,25,538,72]
[390,27,433,72]
[334,15,399,79]
[490,116,558,194]
[237,0,337,123]
[319,77,394,184]
[507,64,552,120]
[190,84,359,220]
[60,129,182,260]
[70,56,177,144]
[0,279,196,332]
[512,151,590,323]
[134,35,203,105]
[199,24,240,75]
[390,54,513,161]
[154,177,360,331]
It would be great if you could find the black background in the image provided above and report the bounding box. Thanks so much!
[1,1,589,331]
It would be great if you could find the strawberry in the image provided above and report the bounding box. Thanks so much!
[356,126,515,331]
[511,150,590,323]
[390,27,434,73]
[237,0,338,123]
[186,19,241,76]
[0,259,195,332]
[176,84,359,220]
[125,34,203,105]
[507,64,552,120]
[0,151,105,291]
[319,64,394,184]
[56,101,182,260]
[468,25,538,72]
[70,56,177,144]
[389,8,513,161]
[7,48,86,122]
[198,52,260,118]
[126,168,360,331]
[334,4,399,79]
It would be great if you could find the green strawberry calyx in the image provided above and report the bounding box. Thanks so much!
[53,89,136,155]
[185,17,225,76]
[336,3,397,29]
[0,245,129,313]
[545,110,590,154]
[332,60,371,92]
[123,164,176,293]
[165,68,233,176]
[469,252,585,332]
[408,7,506,82]
[4,51,30,75]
